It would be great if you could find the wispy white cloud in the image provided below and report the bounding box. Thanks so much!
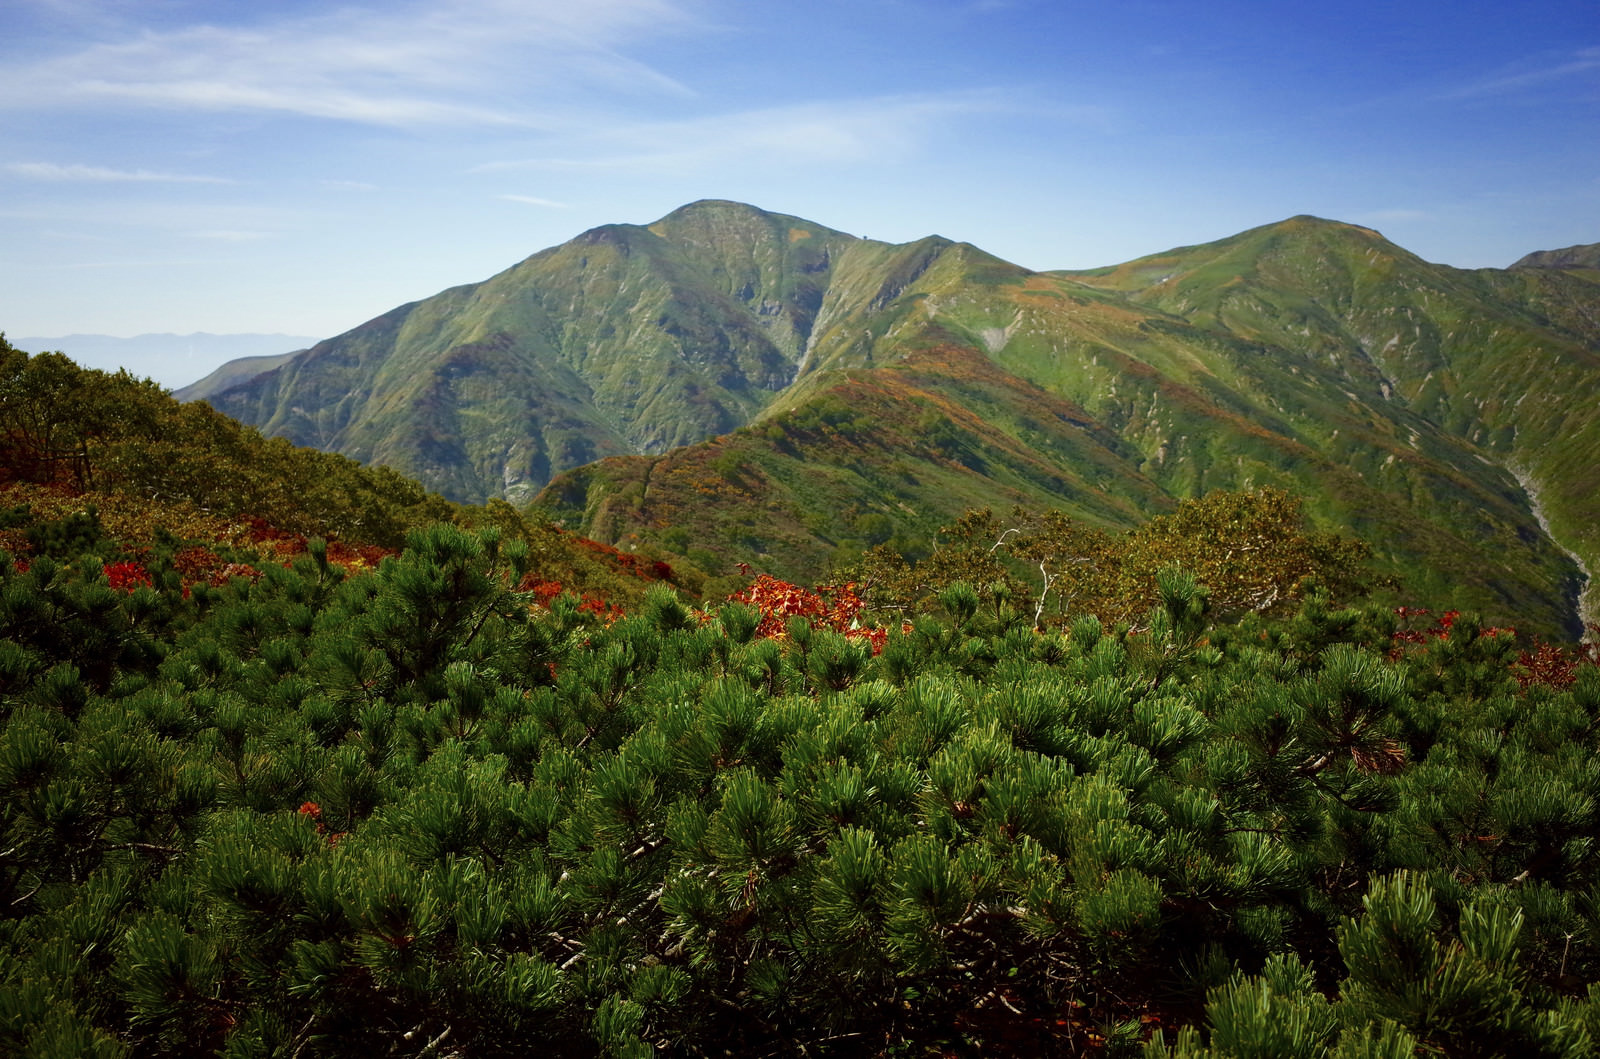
[7,161,232,183]
[0,0,697,127]
[1441,46,1600,100]
[0,198,307,238]
[474,92,1014,175]
[499,194,571,208]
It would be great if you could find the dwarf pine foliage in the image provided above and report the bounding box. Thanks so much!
[2,524,1598,1056]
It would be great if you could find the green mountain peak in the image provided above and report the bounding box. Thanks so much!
[196,203,1600,637]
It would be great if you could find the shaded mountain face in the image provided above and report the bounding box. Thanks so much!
[205,202,1600,637]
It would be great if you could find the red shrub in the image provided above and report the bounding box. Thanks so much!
[730,574,889,653]
[103,560,153,593]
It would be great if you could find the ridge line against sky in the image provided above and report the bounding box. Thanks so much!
[2,0,1596,343]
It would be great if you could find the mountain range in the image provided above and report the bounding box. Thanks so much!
[191,202,1600,638]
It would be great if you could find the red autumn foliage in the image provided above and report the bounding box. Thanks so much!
[516,573,624,623]
[1513,626,1600,690]
[103,560,153,593]
[325,538,392,570]
[1389,608,1514,654]
[1389,607,1465,649]
[1390,607,1598,690]
[729,574,892,653]
[240,515,297,548]
[519,578,565,606]
[172,545,222,580]
[577,595,626,624]
[225,515,393,572]
[168,530,388,596]
[570,535,674,582]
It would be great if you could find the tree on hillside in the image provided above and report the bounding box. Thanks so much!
[1122,488,1371,619]
[0,337,166,488]
[841,488,1370,628]
[0,337,457,548]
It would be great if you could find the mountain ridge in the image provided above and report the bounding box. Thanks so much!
[206,201,1023,504]
[193,202,1599,637]
[1512,241,1600,271]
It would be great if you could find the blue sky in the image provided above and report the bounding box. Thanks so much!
[3,0,1597,348]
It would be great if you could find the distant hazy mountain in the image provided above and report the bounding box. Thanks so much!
[12,332,318,390]
[201,201,1600,637]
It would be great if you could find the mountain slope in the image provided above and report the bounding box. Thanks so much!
[201,203,1600,637]
[208,201,1017,505]
[0,336,682,609]
[174,350,303,402]
[541,337,1172,587]
[540,226,1593,635]
[1062,216,1600,627]
[1512,241,1600,272]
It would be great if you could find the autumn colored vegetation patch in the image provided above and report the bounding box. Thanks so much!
[729,571,895,652]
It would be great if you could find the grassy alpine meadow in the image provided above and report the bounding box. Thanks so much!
[3,506,1599,1056]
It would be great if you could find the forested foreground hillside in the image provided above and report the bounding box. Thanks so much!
[4,502,1600,1056]
[5,336,1600,1056]
[0,337,683,611]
